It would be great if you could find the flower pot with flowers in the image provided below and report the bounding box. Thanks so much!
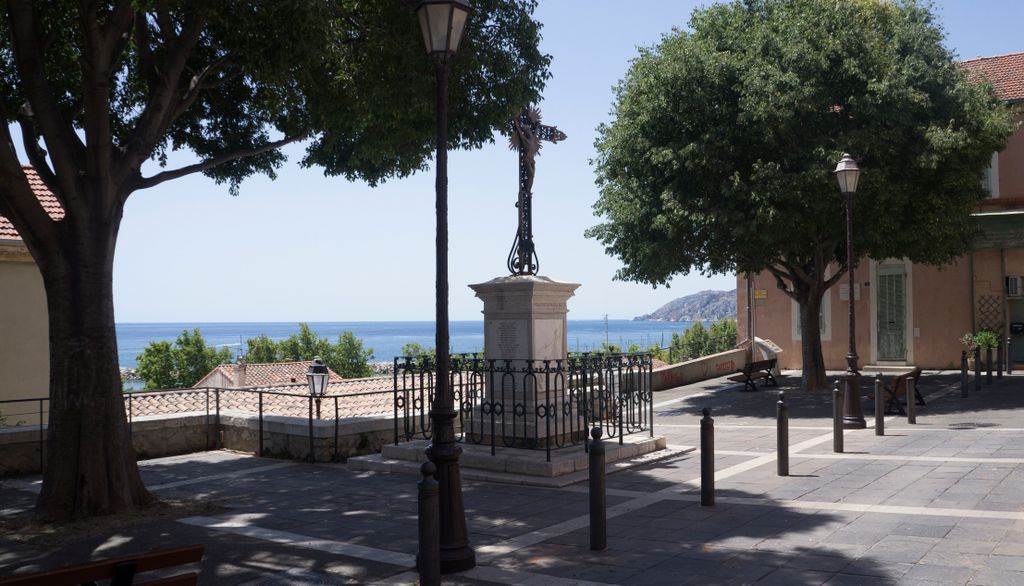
[960,333,977,369]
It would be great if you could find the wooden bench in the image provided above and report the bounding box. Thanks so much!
[727,358,778,392]
[0,544,204,585]
[883,368,926,416]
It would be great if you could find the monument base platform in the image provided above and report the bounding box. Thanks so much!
[347,436,690,488]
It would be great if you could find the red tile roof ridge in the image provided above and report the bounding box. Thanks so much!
[961,50,1024,64]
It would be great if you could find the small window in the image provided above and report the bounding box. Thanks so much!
[792,291,831,342]
[983,152,1000,198]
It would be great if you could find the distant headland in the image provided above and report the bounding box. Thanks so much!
[633,289,737,322]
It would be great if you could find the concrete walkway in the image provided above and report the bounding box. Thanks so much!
[3,370,1024,584]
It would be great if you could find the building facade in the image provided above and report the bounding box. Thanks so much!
[737,52,1024,371]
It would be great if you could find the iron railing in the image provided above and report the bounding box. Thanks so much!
[2,383,396,474]
[393,353,654,461]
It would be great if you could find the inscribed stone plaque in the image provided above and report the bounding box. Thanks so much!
[533,319,564,359]
[488,319,526,359]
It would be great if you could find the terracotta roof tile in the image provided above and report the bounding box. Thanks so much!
[962,51,1024,102]
[0,166,65,242]
[193,360,345,388]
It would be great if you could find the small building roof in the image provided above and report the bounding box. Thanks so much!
[961,51,1024,103]
[193,359,345,389]
[0,166,65,242]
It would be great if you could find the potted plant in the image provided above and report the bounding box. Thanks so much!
[960,333,977,369]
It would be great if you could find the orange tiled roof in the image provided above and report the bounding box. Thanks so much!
[962,52,1024,102]
[0,166,65,242]
[194,360,345,388]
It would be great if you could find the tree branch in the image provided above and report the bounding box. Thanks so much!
[0,121,58,252]
[7,0,86,200]
[766,264,799,301]
[824,265,847,290]
[131,134,304,191]
[15,110,62,200]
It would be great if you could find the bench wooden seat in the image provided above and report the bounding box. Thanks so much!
[0,544,204,586]
[883,368,925,416]
[727,358,778,392]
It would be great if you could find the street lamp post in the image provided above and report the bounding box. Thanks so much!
[417,0,476,574]
[306,356,328,419]
[835,154,866,429]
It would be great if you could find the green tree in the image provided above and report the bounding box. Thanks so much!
[135,329,232,390]
[277,324,332,362]
[244,334,281,364]
[707,318,738,355]
[401,342,436,361]
[0,1,549,521]
[588,0,1013,391]
[328,331,374,379]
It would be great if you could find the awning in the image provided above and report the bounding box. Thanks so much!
[972,210,1024,249]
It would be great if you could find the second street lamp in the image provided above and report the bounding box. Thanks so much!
[835,153,866,429]
[417,0,476,574]
[306,356,328,419]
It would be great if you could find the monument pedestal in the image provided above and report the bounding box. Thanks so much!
[469,276,580,445]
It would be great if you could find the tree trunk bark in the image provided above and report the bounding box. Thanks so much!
[798,289,829,391]
[34,222,154,521]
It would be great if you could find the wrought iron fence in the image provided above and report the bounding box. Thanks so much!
[393,353,654,461]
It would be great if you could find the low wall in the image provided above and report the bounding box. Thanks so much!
[0,412,394,478]
[651,348,749,391]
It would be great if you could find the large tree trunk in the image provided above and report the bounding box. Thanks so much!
[34,220,154,521]
[797,288,829,391]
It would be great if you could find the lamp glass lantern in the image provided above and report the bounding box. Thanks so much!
[306,356,328,396]
[834,153,860,195]
[417,0,471,56]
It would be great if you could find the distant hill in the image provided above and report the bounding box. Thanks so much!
[634,289,737,322]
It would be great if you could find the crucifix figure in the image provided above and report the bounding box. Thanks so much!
[506,106,567,275]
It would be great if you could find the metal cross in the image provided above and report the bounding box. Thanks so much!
[506,106,567,275]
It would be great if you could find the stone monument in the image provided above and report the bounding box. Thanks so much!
[469,106,579,445]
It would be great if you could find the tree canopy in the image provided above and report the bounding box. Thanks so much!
[245,324,375,379]
[0,0,549,521]
[587,0,1014,389]
[136,329,233,389]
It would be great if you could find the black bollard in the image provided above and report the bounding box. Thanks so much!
[417,462,440,586]
[907,377,916,425]
[961,351,969,398]
[833,380,844,453]
[874,374,884,436]
[1009,337,1014,375]
[700,408,714,506]
[975,346,981,393]
[589,427,607,551]
[998,341,1004,380]
[987,347,994,385]
[777,392,789,476]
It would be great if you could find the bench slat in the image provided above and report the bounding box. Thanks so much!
[0,545,204,586]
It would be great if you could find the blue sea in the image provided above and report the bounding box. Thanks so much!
[115,320,697,369]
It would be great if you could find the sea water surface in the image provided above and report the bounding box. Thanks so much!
[115,320,697,368]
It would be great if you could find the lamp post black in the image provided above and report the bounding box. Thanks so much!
[306,356,328,419]
[417,0,476,574]
[835,154,866,429]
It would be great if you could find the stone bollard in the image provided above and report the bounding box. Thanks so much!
[701,408,714,506]
[589,427,607,551]
[975,347,981,393]
[777,392,789,477]
[833,380,844,454]
[874,374,884,436]
[987,347,994,385]
[907,377,916,425]
[417,462,440,586]
[961,351,969,398]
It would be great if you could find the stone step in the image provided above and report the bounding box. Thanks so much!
[861,364,919,374]
[347,442,694,489]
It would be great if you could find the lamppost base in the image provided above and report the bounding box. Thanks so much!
[440,546,477,574]
[843,372,867,429]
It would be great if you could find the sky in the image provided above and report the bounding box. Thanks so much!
[109,0,1024,323]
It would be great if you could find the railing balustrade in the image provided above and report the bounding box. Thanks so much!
[393,352,655,461]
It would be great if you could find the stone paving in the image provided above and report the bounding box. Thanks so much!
[3,369,1024,584]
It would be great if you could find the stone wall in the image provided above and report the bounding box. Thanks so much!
[651,348,749,391]
[0,412,394,478]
